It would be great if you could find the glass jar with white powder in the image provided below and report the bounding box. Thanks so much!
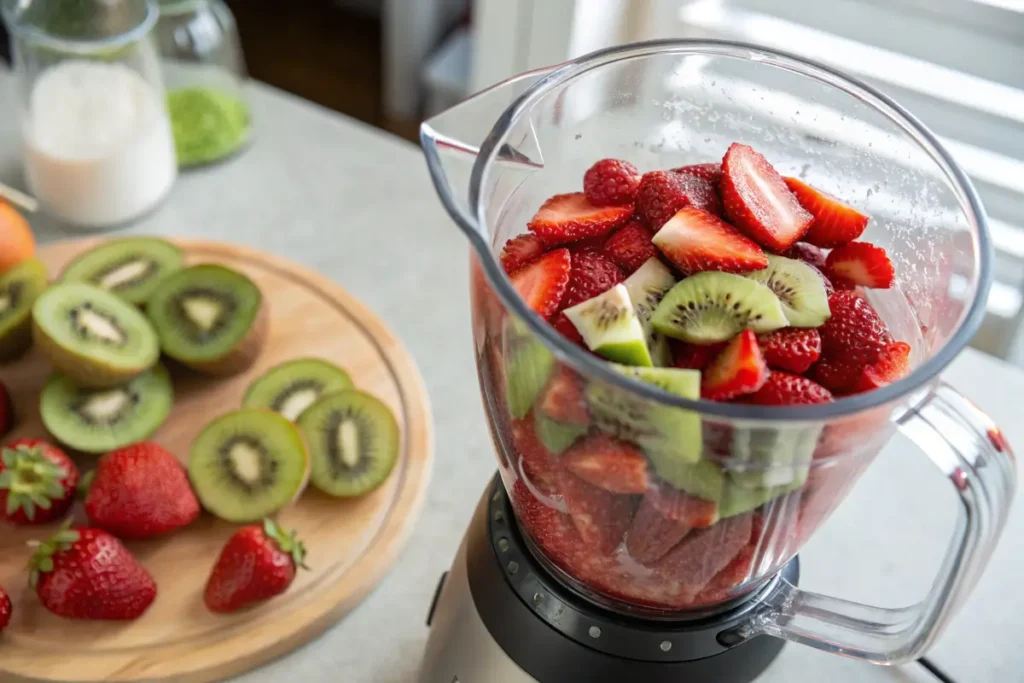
[2,0,177,229]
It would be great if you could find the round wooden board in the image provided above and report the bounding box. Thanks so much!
[0,239,435,682]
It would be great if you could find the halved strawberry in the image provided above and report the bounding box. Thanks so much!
[671,340,725,370]
[561,249,624,309]
[603,220,656,274]
[510,248,571,320]
[784,177,869,248]
[552,313,586,347]
[500,233,544,273]
[652,513,752,599]
[528,193,633,245]
[757,328,821,374]
[538,366,589,425]
[780,242,826,270]
[702,330,768,401]
[721,144,813,251]
[745,371,833,405]
[557,469,635,555]
[584,158,642,207]
[653,208,768,274]
[825,241,895,289]
[818,291,892,365]
[673,163,722,186]
[851,341,911,393]
[646,479,719,527]
[626,481,719,564]
[563,435,649,494]
[636,171,722,229]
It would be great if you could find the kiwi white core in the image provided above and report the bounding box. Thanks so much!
[0,294,10,313]
[182,296,225,332]
[80,389,130,421]
[99,260,152,289]
[337,420,361,468]
[76,307,127,344]
[228,441,264,484]
[281,389,321,421]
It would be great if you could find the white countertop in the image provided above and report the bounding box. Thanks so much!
[1,74,1021,683]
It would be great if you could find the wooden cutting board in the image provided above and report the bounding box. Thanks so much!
[0,239,435,682]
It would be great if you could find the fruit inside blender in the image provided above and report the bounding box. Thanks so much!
[477,144,917,613]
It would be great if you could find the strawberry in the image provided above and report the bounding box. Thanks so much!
[602,220,656,274]
[583,158,641,207]
[852,341,911,393]
[757,328,821,374]
[205,519,307,613]
[83,442,200,539]
[510,248,571,320]
[702,330,768,401]
[646,479,719,527]
[557,469,635,555]
[745,371,833,405]
[563,435,649,494]
[0,439,78,526]
[810,360,862,396]
[552,313,586,347]
[673,163,722,186]
[784,177,869,248]
[636,171,722,229]
[652,208,768,274]
[512,415,558,495]
[29,524,156,620]
[510,480,584,573]
[0,381,13,439]
[780,242,826,270]
[694,541,757,605]
[500,233,544,274]
[825,241,895,289]
[671,340,725,370]
[626,493,691,564]
[0,586,9,633]
[528,193,632,246]
[561,249,624,309]
[813,291,893,393]
[653,513,752,599]
[538,367,588,424]
[721,143,812,251]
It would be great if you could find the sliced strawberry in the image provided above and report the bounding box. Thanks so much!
[784,177,869,248]
[757,328,821,374]
[694,540,757,604]
[702,330,769,401]
[557,469,635,555]
[721,144,813,251]
[818,291,893,367]
[563,435,649,494]
[528,193,633,245]
[810,359,862,396]
[561,249,624,309]
[584,158,642,207]
[512,415,559,494]
[851,341,911,393]
[500,233,544,274]
[538,366,589,425]
[626,495,692,564]
[653,207,768,274]
[509,248,571,320]
[653,513,753,599]
[825,241,895,289]
[646,479,719,527]
[603,220,656,275]
[673,163,722,187]
[745,371,833,405]
[552,313,586,347]
[510,480,584,572]
[671,340,725,370]
[636,171,722,229]
[780,242,826,270]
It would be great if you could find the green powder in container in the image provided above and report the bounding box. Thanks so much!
[167,87,252,168]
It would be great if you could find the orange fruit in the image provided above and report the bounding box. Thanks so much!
[0,200,35,273]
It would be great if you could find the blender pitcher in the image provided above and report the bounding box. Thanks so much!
[421,41,1015,664]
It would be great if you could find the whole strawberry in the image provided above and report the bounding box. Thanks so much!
[0,381,13,438]
[84,442,200,539]
[204,519,307,613]
[0,585,10,634]
[0,438,79,526]
[583,158,641,207]
[29,524,157,620]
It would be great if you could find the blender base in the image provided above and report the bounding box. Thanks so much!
[419,476,796,683]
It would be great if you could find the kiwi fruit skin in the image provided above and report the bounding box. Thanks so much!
[189,408,310,523]
[297,389,400,498]
[59,237,183,306]
[32,282,160,388]
[743,254,831,327]
[0,258,48,362]
[40,364,173,453]
[243,357,354,421]
[564,284,653,367]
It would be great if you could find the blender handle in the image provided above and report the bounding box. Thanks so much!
[741,381,1016,664]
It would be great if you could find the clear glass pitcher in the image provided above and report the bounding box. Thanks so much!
[421,41,1016,665]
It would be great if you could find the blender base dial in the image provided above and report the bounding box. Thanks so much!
[418,475,797,683]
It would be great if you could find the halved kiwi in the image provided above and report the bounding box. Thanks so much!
[243,358,353,421]
[40,365,173,453]
[743,254,830,327]
[189,408,310,522]
[297,390,399,498]
[59,237,183,305]
[147,264,268,375]
[0,258,48,362]
[564,283,652,367]
[33,282,160,388]
[651,272,788,344]
[623,257,676,367]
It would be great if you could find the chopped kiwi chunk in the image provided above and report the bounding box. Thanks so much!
[244,358,353,421]
[564,283,652,367]
[503,318,554,420]
[534,412,587,454]
[623,257,676,367]
[59,237,183,305]
[0,258,48,361]
[743,254,830,327]
[727,424,820,490]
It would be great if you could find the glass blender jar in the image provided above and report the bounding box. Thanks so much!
[420,40,1016,676]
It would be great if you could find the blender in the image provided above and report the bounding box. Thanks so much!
[417,41,1016,683]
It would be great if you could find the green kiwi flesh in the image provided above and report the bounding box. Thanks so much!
[651,272,788,343]
[503,318,554,420]
[59,237,183,305]
[243,358,353,421]
[534,412,587,454]
[40,365,173,453]
[623,257,676,367]
[743,254,831,327]
[297,389,399,498]
[189,408,309,522]
[563,283,653,367]
[32,282,160,387]
[0,258,48,361]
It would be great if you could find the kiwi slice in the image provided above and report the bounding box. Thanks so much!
[651,272,788,344]
[297,390,400,497]
[656,459,725,502]
[147,264,268,375]
[743,254,831,327]
[40,365,173,453]
[243,358,353,421]
[0,258,48,362]
[564,284,653,367]
[534,412,587,454]
[727,424,820,490]
[189,408,310,522]
[719,479,804,519]
[59,237,183,305]
[623,257,676,367]
[503,318,554,420]
[33,283,160,388]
